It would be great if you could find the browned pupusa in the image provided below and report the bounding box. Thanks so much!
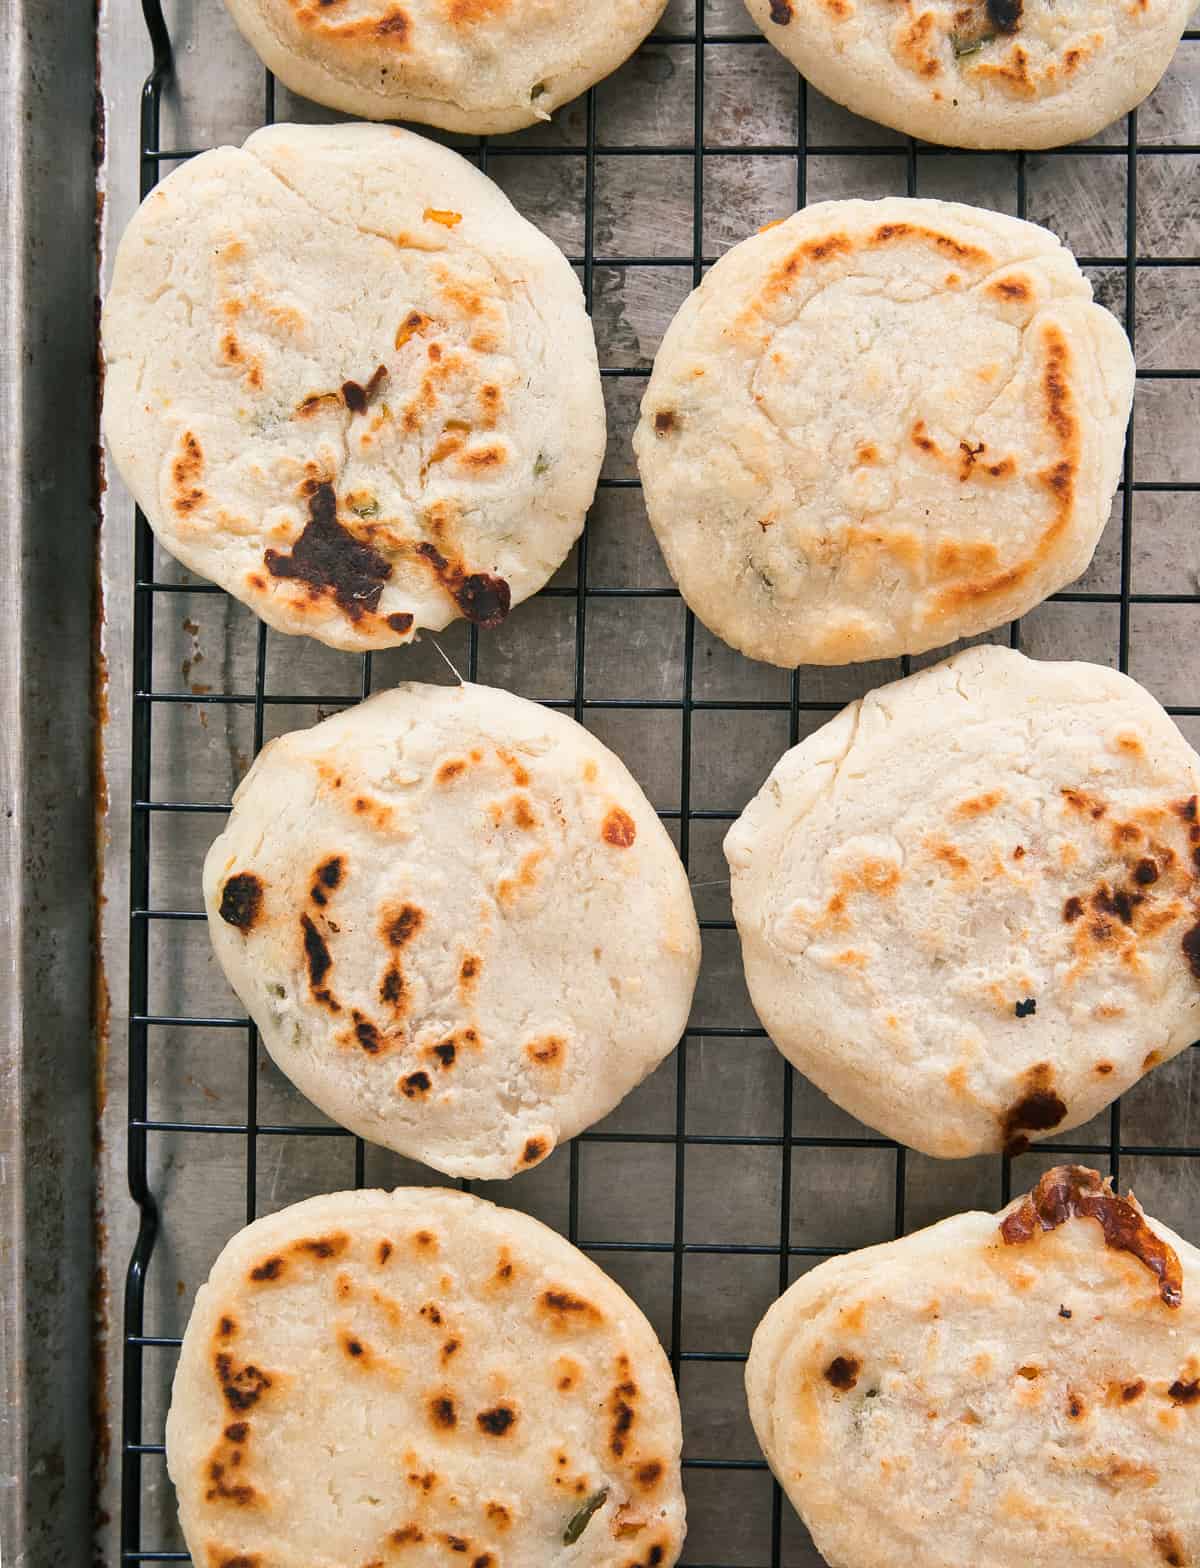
[166,1188,685,1568]
[726,647,1200,1158]
[747,1165,1200,1568]
[101,123,605,652]
[219,0,668,134]
[744,0,1192,149]
[203,681,700,1179]
[635,198,1133,668]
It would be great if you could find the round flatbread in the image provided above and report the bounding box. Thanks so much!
[203,680,700,1178]
[746,1164,1200,1568]
[724,645,1200,1158]
[222,0,668,133]
[102,122,604,652]
[633,197,1133,668]
[745,0,1191,150]
[166,1187,685,1568]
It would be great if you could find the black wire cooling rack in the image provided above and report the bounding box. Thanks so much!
[121,1,1200,1563]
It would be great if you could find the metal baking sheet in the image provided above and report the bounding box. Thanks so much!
[92,3,1200,1565]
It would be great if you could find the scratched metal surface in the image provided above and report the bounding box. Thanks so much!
[96,2,1200,1564]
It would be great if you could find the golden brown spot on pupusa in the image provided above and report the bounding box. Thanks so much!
[1155,1532,1188,1567]
[292,1233,349,1261]
[525,1035,565,1068]
[391,1523,424,1545]
[413,1229,439,1254]
[602,807,637,848]
[429,1393,457,1429]
[206,1553,261,1568]
[927,838,970,875]
[437,758,467,785]
[540,1288,603,1328]
[855,442,879,465]
[554,1355,582,1391]
[172,431,205,516]
[954,790,1005,819]
[484,1501,511,1530]
[497,850,544,905]
[582,759,598,784]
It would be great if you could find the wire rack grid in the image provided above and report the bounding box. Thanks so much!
[120,0,1200,1563]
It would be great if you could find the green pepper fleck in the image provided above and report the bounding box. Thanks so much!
[563,1489,608,1546]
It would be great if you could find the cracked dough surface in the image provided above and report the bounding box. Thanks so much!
[746,0,1192,149]
[745,1167,1200,1568]
[101,122,604,651]
[222,0,667,133]
[724,645,1200,1157]
[634,198,1133,668]
[203,680,700,1179]
[166,1187,685,1568]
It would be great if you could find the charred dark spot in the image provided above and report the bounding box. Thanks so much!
[294,1234,347,1260]
[444,1538,468,1555]
[401,1071,432,1098]
[316,855,343,889]
[485,1503,511,1529]
[219,873,263,931]
[1176,796,1198,823]
[985,0,1022,28]
[1092,883,1143,926]
[265,481,393,620]
[300,914,333,991]
[430,1395,457,1429]
[460,955,479,982]
[1063,895,1084,922]
[380,966,406,1007]
[1122,1380,1146,1402]
[522,1137,547,1164]
[1169,1378,1200,1404]
[386,612,414,634]
[542,1289,597,1317]
[413,541,510,629]
[477,1404,515,1437]
[376,8,409,37]
[472,1557,494,1568]
[1135,858,1160,885]
[1182,922,1200,980]
[1014,997,1037,1018]
[769,0,793,18]
[1058,1305,1072,1319]
[392,1525,424,1545]
[377,1240,393,1264]
[344,1337,364,1358]
[218,1316,237,1339]
[215,1353,272,1412]
[386,904,423,947]
[442,1338,460,1361]
[653,410,677,435]
[342,1009,379,1054]
[1066,1391,1085,1419]
[1001,1064,1067,1155]
[824,1355,860,1391]
[342,364,388,415]
[1013,845,1026,859]
[1156,1534,1188,1568]
[1000,1165,1184,1309]
[224,1422,249,1442]
[432,1041,456,1068]
[602,807,637,848]
[249,1256,284,1283]
[636,1460,664,1489]
[610,1400,634,1455]
[647,1550,665,1567]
